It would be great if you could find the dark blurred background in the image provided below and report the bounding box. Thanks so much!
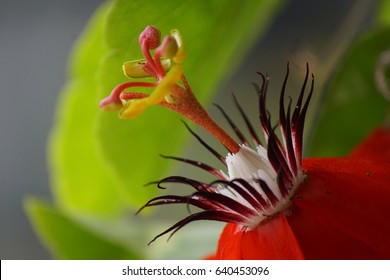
[0,0,376,259]
[0,0,106,259]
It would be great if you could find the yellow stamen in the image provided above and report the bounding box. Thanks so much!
[100,102,123,112]
[122,58,172,78]
[120,65,183,118]
[162,37,178,59]
[171,29,185,64]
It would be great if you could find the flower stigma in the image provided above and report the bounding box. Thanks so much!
[99,26,314,243]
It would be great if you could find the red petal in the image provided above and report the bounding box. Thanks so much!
[290,157,390,259]
[215,216,304,259]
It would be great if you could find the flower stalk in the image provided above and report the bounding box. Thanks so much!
[99,25,240,153]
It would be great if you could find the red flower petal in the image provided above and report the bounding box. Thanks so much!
[292,157,390,259]
[215,216,304,259]
[212,157,390,259]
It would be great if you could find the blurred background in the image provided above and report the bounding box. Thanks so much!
[0,0,377,259]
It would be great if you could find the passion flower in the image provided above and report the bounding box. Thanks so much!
[100,26,390,259]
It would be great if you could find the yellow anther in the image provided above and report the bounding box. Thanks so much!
[162,36,179,59]
[119,99,147,119]
[170,29,185,64]
[120,65,183,118]
[123,58,172,78]
[100,102,123,112]
[122,59,149,78]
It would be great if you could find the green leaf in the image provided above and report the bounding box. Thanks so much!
[27,196,223,259]
[96,0,284,206]
[70,216,224,259]
[377,0,390,26]
[48,2,126,216]
[154,222,224,259]
[25,198,143,259]
[308,27,390,157]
